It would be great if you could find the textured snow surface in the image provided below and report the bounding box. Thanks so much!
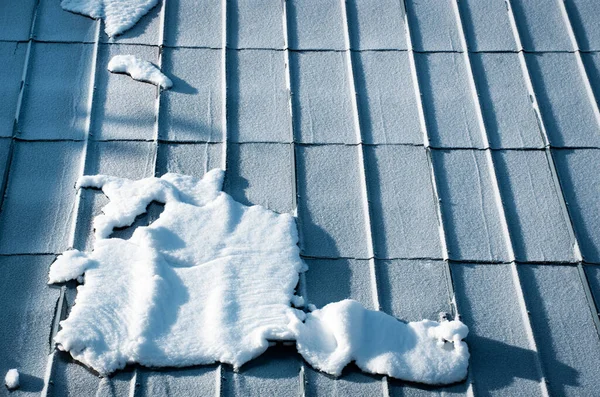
[4,368,19,390]
[61,0,159,36]
[292,300,469,385]
[48,170,469,384]
[49,169,305,374]
[108,55,172,89]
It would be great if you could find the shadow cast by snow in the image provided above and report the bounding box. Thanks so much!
[466,335,578,396]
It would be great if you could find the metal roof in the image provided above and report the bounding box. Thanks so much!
[2,0,600,395]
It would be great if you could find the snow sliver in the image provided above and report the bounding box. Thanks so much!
[291,300,469,385]
[48,169,469,384]
[108,55,172,90]
[61,0,159,37]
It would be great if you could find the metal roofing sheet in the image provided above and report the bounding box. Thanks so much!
[1,0,600,395]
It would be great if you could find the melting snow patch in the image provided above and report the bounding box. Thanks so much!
[61,0,160,37]
[48,169,469,384]
[108,55,172,90]
[291,300,469,385]
[4,369,19,390]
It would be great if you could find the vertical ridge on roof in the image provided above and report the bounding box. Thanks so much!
[450,263,547,396]
[452,0,519,264]
[0,0,39,246]
[281,0,303,295]
[509,0,574,52]
[518,265,600,396]
[0,42,27,138]
[557,0,600,147]
[399,1,469,394]
[339,0,379,308]
[281,2,308,394]
[458,0,518,52]
[505,1,600,387]
[450,8,548,390]
[42,18,101,396]
[563,0,600,51]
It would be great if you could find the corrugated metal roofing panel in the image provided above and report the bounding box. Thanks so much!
[565,0,600,51]
[405,0,463,52]
[432,149,509,262]
[582,52,600,108]
[346,0,407,50]
[0,42,25,138]
[0,255,59,394]
[226,50,291,143]
[34,0,97,43]
[416,53,485,149]
[296,145,369,258]
[0,141,83,254]
[18,42,94,140]
[377,259,452,322]
[223,143,294,214]
[353,51,422,145]
[470,53,544,149]
[364,145,442,259]
[519,264,600,396]
[91,44,158,141]
[553,149,600,263]
[0,0,36,41]
[0,138,10,188]
[164,0,222,48]
[286,0,346,50]
[137,366,218,397]
[452,263,546,396]
[304,258,374,310]
[227,0,285,49]
[526,52,600,148]
[156,142,222,178]
[2,0,600,395]
[493,150,579,262]
[290,52,357,144]
[159,47,223,142]
[458,0,517,52]
[510,0,575,51]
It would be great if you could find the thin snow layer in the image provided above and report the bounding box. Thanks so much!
[49,169,306,374]
[108,55,172,90]
[291,300,470,385]
[48,169,469,384]
[61,0,159,37]
[4,369,19,390]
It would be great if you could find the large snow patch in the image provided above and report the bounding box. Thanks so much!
[49,169,469,384]
[61,0,160,37]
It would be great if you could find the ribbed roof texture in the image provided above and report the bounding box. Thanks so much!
[2,0,600,395]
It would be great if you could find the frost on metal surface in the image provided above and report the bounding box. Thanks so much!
[108,55,172,89]
[61,0,159,36]
[48,170,469,384]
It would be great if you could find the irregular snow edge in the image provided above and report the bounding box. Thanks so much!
[48,170,469,385]
[108,55,172,89]
[61,0,160,37]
